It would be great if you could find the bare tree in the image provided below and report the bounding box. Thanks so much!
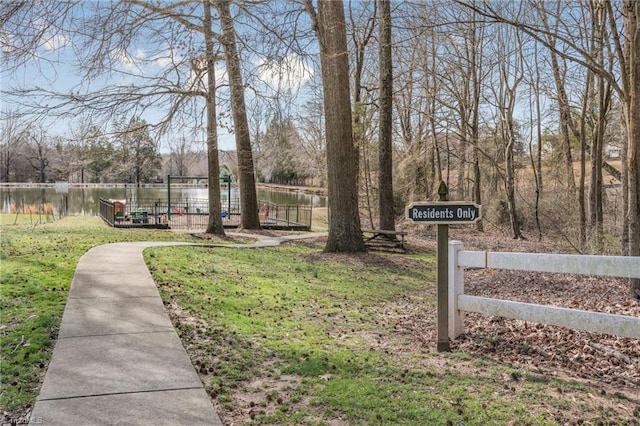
[167,137,194,177]
[377,0,395,232]
[469,16,486,232]
[0,113,27,182]
[587,0,613,251]
[295,81,327,187]
[348,0,376,229]
[539,3,577,198]
[391,2,439,203]
[438,3,487,227]
[306,0,366,253]
[493,18,525,239]
[524,40,544,240]
[203,0,225,234]
[215,0,259,229]
[623,0,640,298]
[24,127,51,183]
[460,0,640,297]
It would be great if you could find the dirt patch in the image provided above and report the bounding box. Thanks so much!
[223,373,303,425]
[301,251,427,271]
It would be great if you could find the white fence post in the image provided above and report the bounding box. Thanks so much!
[448,240,465,339]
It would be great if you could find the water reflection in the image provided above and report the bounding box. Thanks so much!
[0,186,326,216]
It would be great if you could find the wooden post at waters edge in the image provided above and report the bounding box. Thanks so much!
[437,181,450,352]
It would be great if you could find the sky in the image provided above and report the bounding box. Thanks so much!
[1,1,316,152]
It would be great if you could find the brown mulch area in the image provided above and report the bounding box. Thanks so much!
[398,227,640,403]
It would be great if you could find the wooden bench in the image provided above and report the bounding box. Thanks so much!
[362,229,407,249]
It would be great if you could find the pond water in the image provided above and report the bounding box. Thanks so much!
[0,186,326,216]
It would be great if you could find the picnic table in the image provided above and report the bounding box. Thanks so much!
[362,229,407,249]
[131,209,150,224]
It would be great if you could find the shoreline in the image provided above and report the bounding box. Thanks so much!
[256,182,327,196]
[0,182,328,197]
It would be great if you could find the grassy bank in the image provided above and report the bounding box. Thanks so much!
[0,215,200,419]
[1,215,637,424]
[145,241,638,425]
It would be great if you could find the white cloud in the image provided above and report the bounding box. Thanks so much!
[257,54,313,92]
[42,33,69,51]
[134,48,146,61]
[151,45,185,69]
[34,17,70,52]
[113,48,131,67]
[113,48,144,73]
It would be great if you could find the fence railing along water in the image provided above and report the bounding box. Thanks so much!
[99,198,312,230]
[448,241,640,340]
[99,198,115,226]
[258,201,313,229]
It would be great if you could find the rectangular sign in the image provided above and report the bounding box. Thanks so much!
[55,182,69,194]
[407,202,481,224]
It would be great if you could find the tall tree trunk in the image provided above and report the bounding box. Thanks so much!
[540,3,577,196]
[620,117,629,255]
[308,0,365,253]
[588,4,611,252]
[455,125,468,200]
[624,0,640,299]
[589,76,611,252]
[531,41,543,240]
[549,54,577,196]
[504,122,522,239]
[578,68,592,249]
[470,17,484,232]
[348,3,375,228]
[429,36,443,195]
[204,1,224,235]
[216,0,259,229]
[362,131,375,229]
[497,25,524,240]
[377,0,395,232]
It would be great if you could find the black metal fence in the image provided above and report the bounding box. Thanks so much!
[99,198,115,226]
[100,198,170,229]
[163,198,241,229]
[258,200,313,230]
[99,197,311,230]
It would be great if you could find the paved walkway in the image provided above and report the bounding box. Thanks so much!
[30,232,326,425]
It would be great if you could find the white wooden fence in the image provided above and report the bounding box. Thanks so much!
[448,240,640,340]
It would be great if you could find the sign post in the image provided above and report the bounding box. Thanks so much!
[55,182,69,218]
[406,181,481,352]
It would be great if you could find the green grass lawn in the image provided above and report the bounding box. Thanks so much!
[1,215,637,424]
[0,214,201,417]
[144,242,638,425]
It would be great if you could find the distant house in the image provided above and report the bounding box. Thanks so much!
[605,145,621,159]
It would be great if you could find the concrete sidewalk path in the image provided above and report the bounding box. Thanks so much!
[30,232,327,425]
[30,242,223,426]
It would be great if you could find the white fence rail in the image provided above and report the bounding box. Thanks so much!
[448,241,640,340]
